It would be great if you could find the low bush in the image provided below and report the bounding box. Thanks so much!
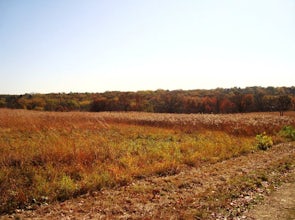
[279,125,295,141]
[256,132,273,150]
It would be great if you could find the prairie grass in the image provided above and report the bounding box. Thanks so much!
[0,109,294,213]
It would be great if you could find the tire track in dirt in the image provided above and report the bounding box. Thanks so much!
[2,142,295,219]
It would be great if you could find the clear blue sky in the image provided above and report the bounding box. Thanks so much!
[0,0,294,94]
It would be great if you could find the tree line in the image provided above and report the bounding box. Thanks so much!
[1,86,294,115]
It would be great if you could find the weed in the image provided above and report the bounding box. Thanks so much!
[256,132,273,150]
[82,171,112,191]
[279,125,295,141]
[56,175,77,201]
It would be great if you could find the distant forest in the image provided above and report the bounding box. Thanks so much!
[1,87,295,115]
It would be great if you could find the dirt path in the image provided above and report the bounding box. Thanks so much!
[2,142,295,219]
[246,171,295,220]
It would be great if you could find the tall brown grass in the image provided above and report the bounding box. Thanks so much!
[0,109,294,214]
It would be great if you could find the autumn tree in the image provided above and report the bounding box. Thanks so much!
[1,86,295,114]
[219,98,237,113]
[277,95,292,116]
[0,98,6,108]
[202,96,218,113]
[253,92,265,112]
[241,94,254,112]
[262,95,276,112]
[90,98,108,112]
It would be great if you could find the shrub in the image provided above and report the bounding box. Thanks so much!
[279,125,295,141]
[256,132,273,150]
[56,175,77,201]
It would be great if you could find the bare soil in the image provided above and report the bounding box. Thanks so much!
[246,172,295,220]
[1,142,295,219]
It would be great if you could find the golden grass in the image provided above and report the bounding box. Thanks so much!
[0,109,294,213]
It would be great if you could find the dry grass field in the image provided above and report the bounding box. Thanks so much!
[0,109,295,218]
